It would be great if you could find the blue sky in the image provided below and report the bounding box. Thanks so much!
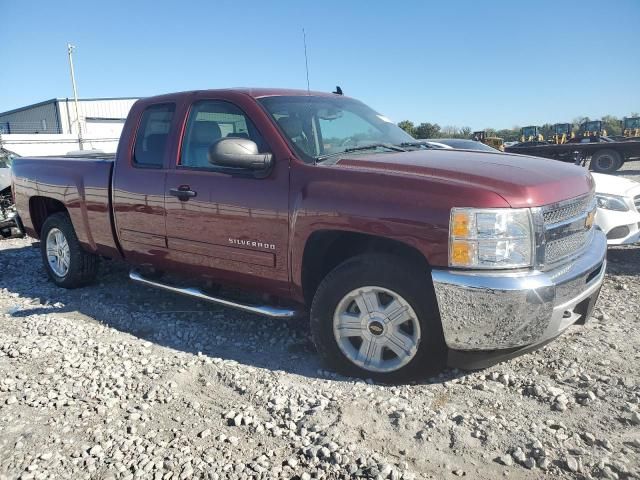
[2,0,639,130]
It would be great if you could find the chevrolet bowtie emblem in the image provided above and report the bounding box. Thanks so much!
[585,209,595,229]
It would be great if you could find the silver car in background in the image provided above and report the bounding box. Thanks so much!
[0,148,23,238]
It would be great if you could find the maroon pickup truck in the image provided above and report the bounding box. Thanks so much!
[11,88,607,381]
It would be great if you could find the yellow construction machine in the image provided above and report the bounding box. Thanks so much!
[520,126,543,142]
[623,117,640,138]
[579,120,607,138]
[551,123,575,144]
[472,131,504,151]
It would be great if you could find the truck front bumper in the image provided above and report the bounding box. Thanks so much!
[431,229,607,366]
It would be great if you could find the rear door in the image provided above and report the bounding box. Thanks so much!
[112,102,176,265]
[163,94,290,294]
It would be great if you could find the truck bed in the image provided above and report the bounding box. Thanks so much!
[11,155,120,258]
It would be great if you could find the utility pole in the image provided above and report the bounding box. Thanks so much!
[67,43,83,150]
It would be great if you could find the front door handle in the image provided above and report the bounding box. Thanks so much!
[169,185,197,201]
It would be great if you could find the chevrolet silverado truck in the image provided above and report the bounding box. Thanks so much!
[11,88,607,381]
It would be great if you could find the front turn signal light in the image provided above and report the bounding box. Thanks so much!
[451,240,475,267]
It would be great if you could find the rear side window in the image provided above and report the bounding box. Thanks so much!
[180,100,267,169]
[133,103,175,167]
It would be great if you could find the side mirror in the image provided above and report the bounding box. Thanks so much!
[208,137,273,170]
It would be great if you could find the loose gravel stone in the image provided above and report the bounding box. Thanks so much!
[566,456,579,472]
[1,164,639,480]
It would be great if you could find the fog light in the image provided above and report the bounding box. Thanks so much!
[606,225,630,240]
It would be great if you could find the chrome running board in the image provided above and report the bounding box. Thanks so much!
[129,270,300,319]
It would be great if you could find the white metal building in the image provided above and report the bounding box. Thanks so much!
[0,97,138,155]
[0,97,138,136]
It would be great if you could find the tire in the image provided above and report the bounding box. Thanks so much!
[310,254,445,382]
[40,212,98,288]
[590,149,622,173]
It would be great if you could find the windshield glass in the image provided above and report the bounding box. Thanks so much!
[258,95,415,162]
[625,118,640,129]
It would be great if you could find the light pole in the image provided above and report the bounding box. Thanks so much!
[67,43,83,150]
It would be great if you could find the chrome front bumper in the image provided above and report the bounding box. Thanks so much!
[432,229,607,351]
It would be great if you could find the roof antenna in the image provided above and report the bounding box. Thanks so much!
[302,28,311,94]
[333,86,343,95]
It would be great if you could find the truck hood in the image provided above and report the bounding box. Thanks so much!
[335,149,594,208]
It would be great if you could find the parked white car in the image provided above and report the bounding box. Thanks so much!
[592,173,640,245]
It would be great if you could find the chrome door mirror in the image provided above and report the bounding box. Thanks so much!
[208,138,273,170]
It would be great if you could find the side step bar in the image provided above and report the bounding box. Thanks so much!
[129,270,301,319]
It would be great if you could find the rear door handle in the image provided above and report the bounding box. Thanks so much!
[169,185,197,201]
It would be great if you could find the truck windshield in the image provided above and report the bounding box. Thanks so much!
[259,95,416,163]
[625,118,640,129]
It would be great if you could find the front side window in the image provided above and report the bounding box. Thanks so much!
[258,96,415,162]
[133,103,175,167]
[181,100,267,169]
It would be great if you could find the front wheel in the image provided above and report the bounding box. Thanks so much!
[40,212,98,288]
[310,254,445,382]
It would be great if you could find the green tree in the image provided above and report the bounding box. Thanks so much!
[496,128,520,142]
[397,120,416,137]
[414,122,441,139]
[539,123,554,141]
[601,115,622,136]
[440,125,457,137]
[573,116,590,129]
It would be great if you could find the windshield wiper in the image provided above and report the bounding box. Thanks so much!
[316,143,407,162]
[398,141,434,149]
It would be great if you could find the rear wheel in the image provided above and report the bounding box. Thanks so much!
[590,149,622,173]
[40,212,98,288]
[310,254,445,382]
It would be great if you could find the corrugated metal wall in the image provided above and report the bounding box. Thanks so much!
[0,101,61,134]
[0,98,138,135]
[57,98,137,134]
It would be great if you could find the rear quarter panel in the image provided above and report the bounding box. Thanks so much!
[11,157,119,257]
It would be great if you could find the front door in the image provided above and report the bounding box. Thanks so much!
[164,97,290,295]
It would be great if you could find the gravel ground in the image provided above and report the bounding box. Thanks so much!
[1,162,639,480]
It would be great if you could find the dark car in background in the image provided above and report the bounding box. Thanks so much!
[424,138,500,152]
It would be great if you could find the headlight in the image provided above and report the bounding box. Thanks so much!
[596,194,629,212]
[449,208,533,269]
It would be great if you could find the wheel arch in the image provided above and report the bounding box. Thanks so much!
[29,196,68,238]
[300,229,432,307]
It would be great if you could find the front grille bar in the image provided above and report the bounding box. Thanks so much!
[534,193,595,269]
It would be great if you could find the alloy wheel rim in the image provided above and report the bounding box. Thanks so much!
[333,286,421,373]
[46,228,70,277]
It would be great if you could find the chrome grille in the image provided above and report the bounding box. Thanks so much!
[544,229,591,264]
[540,193,595,266]
[543,195,591,225]
[634,194,640,212]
